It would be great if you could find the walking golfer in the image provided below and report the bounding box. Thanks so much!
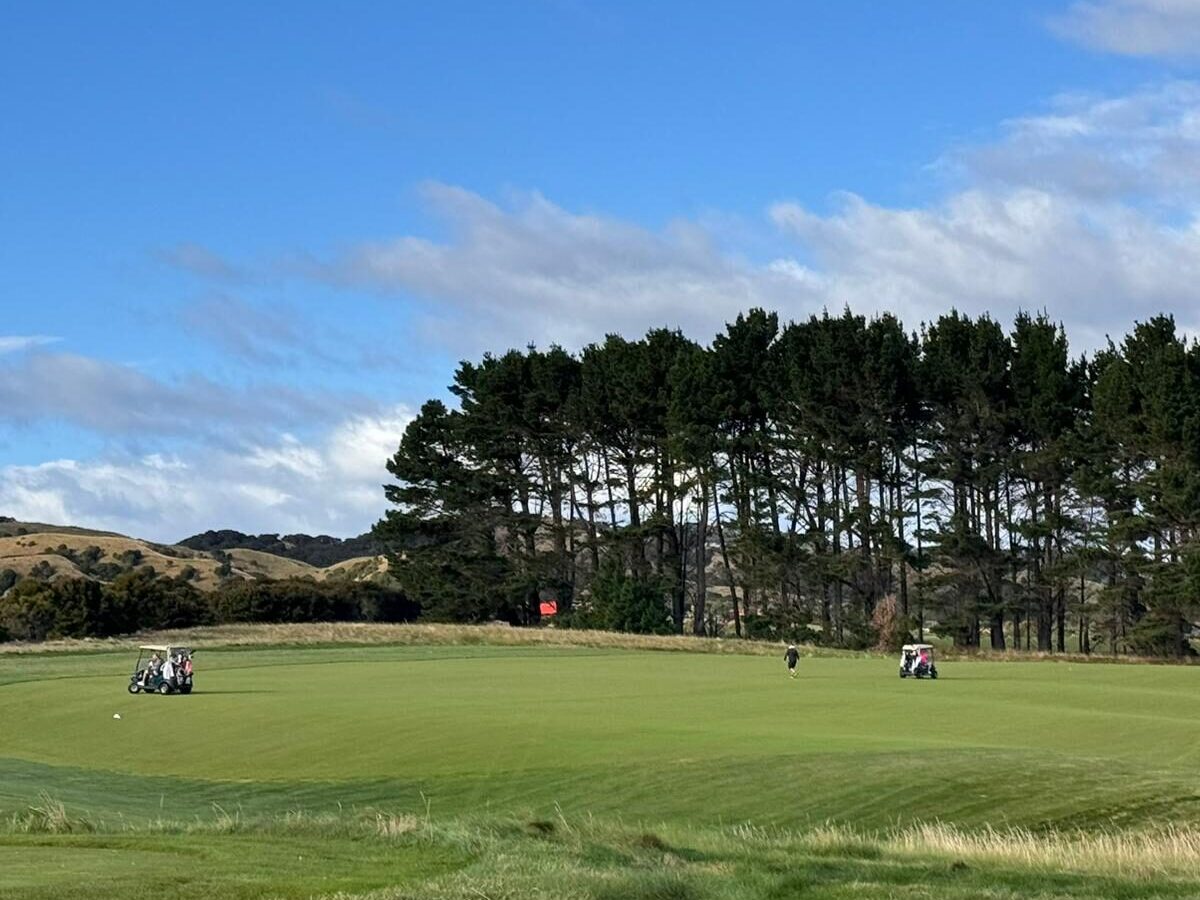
[785,644,800,678]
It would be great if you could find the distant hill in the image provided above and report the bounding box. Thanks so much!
[0,520,390,593]
[177,529,383,567]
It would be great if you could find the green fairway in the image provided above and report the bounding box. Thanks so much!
[4,644,1200,826]
[3,641,1200,897]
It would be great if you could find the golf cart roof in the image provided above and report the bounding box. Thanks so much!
[901,643,934,651]
[138,645,192,653]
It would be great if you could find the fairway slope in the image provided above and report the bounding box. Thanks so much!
[4,641,1200,897]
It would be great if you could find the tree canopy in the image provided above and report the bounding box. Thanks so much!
[377,308,1200,657]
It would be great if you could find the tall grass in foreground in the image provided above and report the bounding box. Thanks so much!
[729,822,1200,877]
[860,823,1200,876]
[6,801,1200,878]
[5,793,94,834]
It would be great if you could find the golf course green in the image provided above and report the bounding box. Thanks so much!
[3,637,1200,898]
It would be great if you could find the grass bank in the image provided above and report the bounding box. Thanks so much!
[4,805,1200,899]
[0,622,838,657]
[3,621,1194,667]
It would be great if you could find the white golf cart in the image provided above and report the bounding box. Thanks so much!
[899,643,938,679]
[128,645,194,695]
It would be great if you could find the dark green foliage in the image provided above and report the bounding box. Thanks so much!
[40,577,110,638]
[212,549,233,578]
[569,561,673,635]
[371,309,1200,654]
[106,569,213,631]
[178,529,382,567]
[375,397,532,624]
[0,570,413,642]
[208,578,417,625]
[0,572,211,641]
[0,580,59,641]
[76,545,105,574]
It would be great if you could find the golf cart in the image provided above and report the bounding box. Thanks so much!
[899,643,938,679]
[128,645,194,695]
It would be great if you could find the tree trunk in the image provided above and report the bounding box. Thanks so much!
[912,442,924,643]
[815,464,832,638]
[712,479,742,638]
[579,459,601,576]
[693,479,709,636]
[602,453,619,529]
[990,611,1006,650]
[1031,492,1052,652]
[625,459,644,573]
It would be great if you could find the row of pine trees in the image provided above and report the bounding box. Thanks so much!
[376,309,1200,656]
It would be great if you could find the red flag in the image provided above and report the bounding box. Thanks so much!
[539,600,558,616]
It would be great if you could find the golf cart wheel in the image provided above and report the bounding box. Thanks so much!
[931,670,938,679]
[158,682,172,695]
[179,684,192,695]
[899,672,907,678]
[127,683,141,694]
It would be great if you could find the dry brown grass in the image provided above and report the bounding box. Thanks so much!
[886,822,1200,876]
[0,552,86,580]
[0,621,823,657]
[0,530,383,593]
[223,548,318,580]
[0,532,224,589]
[0,619,1191,665]
[728,822,1200,877]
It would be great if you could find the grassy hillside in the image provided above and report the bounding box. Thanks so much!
[0,522,387,592]
[0,520,122,539]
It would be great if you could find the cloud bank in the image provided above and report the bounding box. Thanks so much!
[0,351,366,442]
[0,408,412,543]
[326,84,1200,356]
[7,78,1200,540]
[1050,0,1200,59]
[333,183,824,352]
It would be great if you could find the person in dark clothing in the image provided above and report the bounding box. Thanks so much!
[784,644,800,678]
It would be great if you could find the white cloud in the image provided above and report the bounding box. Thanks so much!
[0,351,368,440]
[963,82,1200,203]
[1050,0,1200,58]
[326,408,416,480]
[317,80,1200,357]
[331,182,823,352]
[0,335,59,355]
[246,436,325,480]
[770,188,1200,349]
[0,406,413,542]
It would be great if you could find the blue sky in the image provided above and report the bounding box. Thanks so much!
[3,0,1200,540]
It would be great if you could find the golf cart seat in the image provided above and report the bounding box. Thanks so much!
[128,645,195,695]
[899,643,938,680]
